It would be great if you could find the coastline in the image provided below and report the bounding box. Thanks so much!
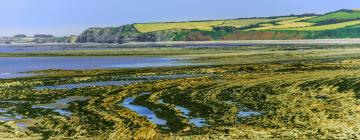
[3,38,360,47]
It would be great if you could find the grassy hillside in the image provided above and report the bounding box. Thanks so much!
[134,21,225,33]
[221,19,272,28]
[307,9,360,23]
[281,20,360,31]
[133,17,299,33]
[250,17,317,30]
[78,9,360,43]
[276,16,316,24]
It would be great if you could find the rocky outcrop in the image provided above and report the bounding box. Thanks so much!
[77,25,181,43]
[136,30,181,42]
[75,9,360,44]
[77,27,123,43]
[77,25,140,43]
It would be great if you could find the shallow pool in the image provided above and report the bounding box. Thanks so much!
[121,97,167,126]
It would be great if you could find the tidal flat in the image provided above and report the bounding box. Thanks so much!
[0,44,360,139]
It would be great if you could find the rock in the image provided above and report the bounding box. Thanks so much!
[77,25,180,44]
[77,24,139,44]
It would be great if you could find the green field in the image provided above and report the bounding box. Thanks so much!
[281,20,360,31]
[134,21,225,33]
[221,17,297,28]
[133,15,344,33]
[307,10,360,23]
[78,9,360,43]
[131,10,360,36]
[276,16,316,24]
[221,19,272,28]
[252,22,314,30]
[133,17,299,33]
[250,15,360,31]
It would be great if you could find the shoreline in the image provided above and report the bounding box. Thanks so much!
[3,38,360,47]
[122,39,360,46]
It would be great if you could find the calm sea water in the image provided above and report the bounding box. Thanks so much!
[0,57,193,79]
[0,44,117,53]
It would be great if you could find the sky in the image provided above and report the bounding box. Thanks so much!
[1,0,360,36]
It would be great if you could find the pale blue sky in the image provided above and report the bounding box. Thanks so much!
[1,0,360,36]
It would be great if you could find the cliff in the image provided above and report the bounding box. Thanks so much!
[77,9,360,44]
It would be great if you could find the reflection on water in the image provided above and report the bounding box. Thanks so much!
[160,99,208,127]
[0,96,90,128]
[189,118,207,127]
[121,98,167,126]
[175,106,190,116]
[174,105,208,127]
[0,57,194,79]
[36,81,138,90]
[0,44,117,53]
[138,74,209,80]
[238,111,261,117]
[32,96,90,117]
[53,109,73,117]
[0,73,34,79]
[35,74,209,90]
[0,108,29,128]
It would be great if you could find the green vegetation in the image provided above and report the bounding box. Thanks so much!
[221,19,272,28]
[307,9,360,23]
[68,35,78,43]
[77,9,360,43]
[281,20,360,31]
[219,17,297,28]
[250,17,316,30]
[276,16,316,24]
[2,44,360,139]
[134,21,225,33]
[6,8,360,139]
[252,22,314,30]
[133,17,299,33]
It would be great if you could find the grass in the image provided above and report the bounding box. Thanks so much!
[221,17,301,28]
[276,16,316,25]
[308,10,360,23]
[2,44,360,139]
[250,17,317,30]
[252,22,314,30]
[258,23,273,27]
[277,20,360,31]
[134,21,225,33]
[133,16,299,33]
[221,19,272,28]
[71,10,360,42]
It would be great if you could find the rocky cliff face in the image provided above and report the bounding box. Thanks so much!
[136,30,182,42]
[77,25,141,43]
[77,27,123,43]
[77,25,181,43]
[78,24,360,43]
[76,9,360,44]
